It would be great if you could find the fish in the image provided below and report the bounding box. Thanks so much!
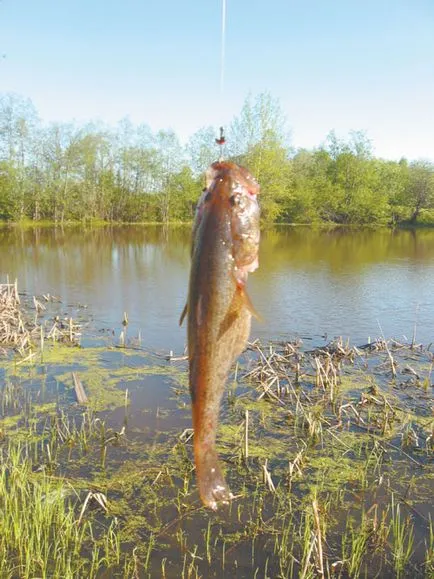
[181,160,260,510]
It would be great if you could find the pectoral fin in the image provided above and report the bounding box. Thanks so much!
[179,302,188,326]
[217,309,239,340]
[217,286,261,341]
[241,287,262,322]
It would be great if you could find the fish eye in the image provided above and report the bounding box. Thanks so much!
[229,195,236,206]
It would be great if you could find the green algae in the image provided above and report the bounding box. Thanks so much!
[3,342,186,412]
[0,333,432,578]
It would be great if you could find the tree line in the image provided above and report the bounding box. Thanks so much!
[1,92,433,226]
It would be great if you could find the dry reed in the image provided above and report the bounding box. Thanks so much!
[0,278,80,356]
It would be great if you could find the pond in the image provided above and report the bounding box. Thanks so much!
[2,225,434,350]
[0,224,433,578]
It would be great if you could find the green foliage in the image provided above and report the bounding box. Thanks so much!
[0,91,433,226]
[0,161,18,219]
[404,160,434,222]
[230,93,293,222]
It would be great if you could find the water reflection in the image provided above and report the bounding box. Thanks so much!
[2,225,434,349]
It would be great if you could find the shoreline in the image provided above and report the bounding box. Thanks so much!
[1,219,434,229]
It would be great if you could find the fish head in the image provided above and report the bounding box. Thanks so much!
[201,162,261,286]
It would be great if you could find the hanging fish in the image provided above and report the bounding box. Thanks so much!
[181,161,260,509]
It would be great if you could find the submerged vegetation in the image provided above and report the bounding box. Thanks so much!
[0,279,432,577]
[1,91,434,227]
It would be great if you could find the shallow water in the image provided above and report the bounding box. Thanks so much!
[1,224,433,577]
[2,225,434,351]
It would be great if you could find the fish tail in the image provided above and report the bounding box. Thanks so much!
[191,380,232,510]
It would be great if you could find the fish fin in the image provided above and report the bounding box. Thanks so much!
[217,310,239,340]
[240,288,262,322]
[217,290,243,340]
[217,286,261,341]
[179,303,188,326]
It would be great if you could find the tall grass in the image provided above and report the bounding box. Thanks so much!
[0,441,129,578]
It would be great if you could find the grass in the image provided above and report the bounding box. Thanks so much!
[0,294,433,577]
[0,441,133,578]
[390,494,415,578]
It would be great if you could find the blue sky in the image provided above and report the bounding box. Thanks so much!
[1,0,433,160]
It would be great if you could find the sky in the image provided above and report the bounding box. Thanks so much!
[1,0,433,161]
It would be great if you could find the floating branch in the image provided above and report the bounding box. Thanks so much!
[72,372,88,404]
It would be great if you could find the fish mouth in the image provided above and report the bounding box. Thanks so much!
[207,484,234,512]
[195,447,234,510]
[203,484,234,511]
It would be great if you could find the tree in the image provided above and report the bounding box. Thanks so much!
[404,160,434,223]
[229,93,293,221]
[0,90,433,227]
[229,92,290,157]
[38,123,83,222]
[374,159,409,225]
[186,126,218,175]
[169,166,199,221]
[322,131,387,224]
[153,130,184,223]
[0,161,17,219]
[67,127,114,220]
[0,93,39,219]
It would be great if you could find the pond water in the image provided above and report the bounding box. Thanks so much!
[1,224,433,577]
[2,225,434,350]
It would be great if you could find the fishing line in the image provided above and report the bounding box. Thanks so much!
[220,0,226,96]
[216,0,227,159]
